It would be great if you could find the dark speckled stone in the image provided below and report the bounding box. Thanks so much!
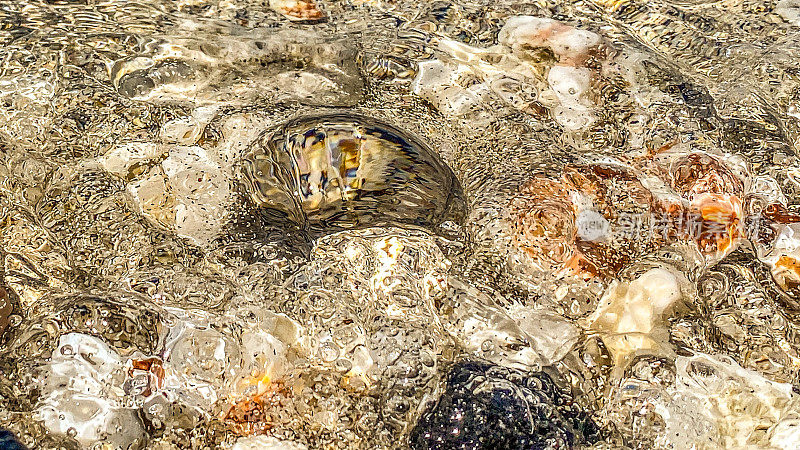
[409,360,602,450]
[0,429,27,450]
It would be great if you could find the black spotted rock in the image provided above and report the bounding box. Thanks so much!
[409,360,602,450]
[0,429,27,450]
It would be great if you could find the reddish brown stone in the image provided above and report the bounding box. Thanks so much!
[0,285,10,339]
[271,0,326,23]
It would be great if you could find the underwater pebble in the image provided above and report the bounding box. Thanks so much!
[0,429,26,450]
[770,418,800,449]
[499,148,752,283]
[103,110,272,246]
[694,258,800,382]
[232,435,307,450]
[99,142,163,178]
[128,167,173,227]
[409,360,601,449]
[499,16,602,64]
[110,30,361,107]
[410,60,489,116]
[34,333,146,449]
[547,65,596,131]
[141,307,307,430]
[159,117,202,145]
[269,0,326,22]
[412,15,605,130]
[162,147,230,228]
[755,221,800,297]
[585,268,686,367]
[604,350,800,448]
[665,353,800,448]
[507,305,581,365]
[438,278,545,369]
[777,0,800,26]
[658,150,747,261]
[160,316,240,413]
[241,113,465,235]
[125,144,231,246]
[505,161,662,279]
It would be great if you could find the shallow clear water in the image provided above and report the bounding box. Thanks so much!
[3,0,800,448]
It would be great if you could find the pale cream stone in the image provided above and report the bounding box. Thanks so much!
[411,16,602,130]
[99,142,163,177]
[34,334,146,449]
[770,417,800,449]
[232,435,307,450]
[777,0,800,26]
[411,59,487,116]
[547,65,592,103]
[160,117,203,145]
[128,167,175,230]
[585,268,684,365]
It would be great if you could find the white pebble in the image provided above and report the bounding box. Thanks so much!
[777,0,800,26]
[232,435,307,450]
[547,29,602,60]
[552,104,596,131]
[160,117,202,145]
[547,65,592,103]
[586,268,684,363]
[99,142,162,177]
[498,16,557,49]
[35,334,146,448]
[411,60,485,116]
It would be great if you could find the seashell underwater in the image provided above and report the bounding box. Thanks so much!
[240,113,466,235]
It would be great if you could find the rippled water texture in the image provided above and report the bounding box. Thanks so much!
[5,0,800,449]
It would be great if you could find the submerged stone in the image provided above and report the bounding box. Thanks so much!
[270,0,326,23]
[411,16,608,131]
[110,30,362,107]
[0,286,10,340]
[584,267,687,368]
[34,333,146,449]
[241,113,466,235]
[232,435,308,450]
[0,429,26,450]
[409,360,601,450]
